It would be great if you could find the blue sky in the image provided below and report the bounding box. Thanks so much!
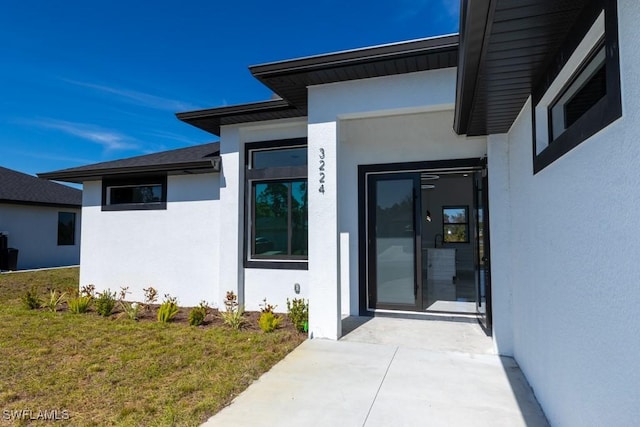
[0,0,459,179]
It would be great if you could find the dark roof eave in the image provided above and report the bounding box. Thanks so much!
[454,0,493,135]
[38,160,218,184]
[0,199,81,209]
[249,35,460,77]
[176,99,293,120]
[176,99,304,136]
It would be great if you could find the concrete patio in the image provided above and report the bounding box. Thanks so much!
[202,316,549,427]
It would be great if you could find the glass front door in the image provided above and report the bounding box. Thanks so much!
[367,173,422,311]
[475,170,492,330]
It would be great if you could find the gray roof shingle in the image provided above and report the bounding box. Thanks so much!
[38,142,220,183]
[0,166,81,207]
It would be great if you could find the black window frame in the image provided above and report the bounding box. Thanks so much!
[442,205,469,244]
[244,138,308,270]
[57,211,76,246]
[532,0,621,174]
[102,175,168,211]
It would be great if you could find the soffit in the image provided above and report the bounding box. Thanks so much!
[455,0,587,136]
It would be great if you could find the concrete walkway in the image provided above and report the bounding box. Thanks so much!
[202,317,549,427]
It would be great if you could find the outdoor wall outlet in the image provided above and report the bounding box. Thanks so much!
[294,283,300,294]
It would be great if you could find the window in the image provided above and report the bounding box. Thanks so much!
[442,206,468,243]
[245,138,308,268]
[58,212,76,246]
[532,0,621,173]
[550,44,606,140]
[102,176,167,211]
[253,181,308,257]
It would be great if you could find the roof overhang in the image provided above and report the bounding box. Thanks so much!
[38,159,220,184]
[0,199,81,209]
[177,35,459,136]
[176,99,304,137]
[454,0,588,136]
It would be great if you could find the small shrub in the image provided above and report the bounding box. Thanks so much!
[259,311,282,333]
[188,301,209,326]
[68,295,92,314]
[117,286,140,320]
[220,291,244,329]
[41,289,66,312]
[258,298,281,332]
[143,286,158,311]
[22,287,41,310]
[95,289,117,317]
[286,298,309,333]
[120,301,140,320]
[157,294,179,323]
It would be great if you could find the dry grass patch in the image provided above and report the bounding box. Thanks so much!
[0,268,306,426]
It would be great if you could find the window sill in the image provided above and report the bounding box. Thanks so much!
[245,260,308,270]
[101,202,167,211]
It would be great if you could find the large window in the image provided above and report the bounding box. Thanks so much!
[102,176,167,211]
[532,0,621,173]
[246,139,308,268]
[57,212,76,246]
[442,206,469,243]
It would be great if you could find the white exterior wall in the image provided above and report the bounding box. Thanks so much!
[0,204,81,269]
[220,118,309,312]
[79,173,219,307]
[499,0,640,424]
[307,68,487,338]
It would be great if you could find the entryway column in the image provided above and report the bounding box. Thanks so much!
[307,119,341,339]
[217,126,245,307]
[487,133,513,356]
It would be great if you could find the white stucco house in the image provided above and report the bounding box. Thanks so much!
[0,166,81,270]
[40,0,639,425]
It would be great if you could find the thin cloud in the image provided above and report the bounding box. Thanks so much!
[27,118,139,151]
[63,79,198,112]
[6,149,96,166]
[140,129,201,146]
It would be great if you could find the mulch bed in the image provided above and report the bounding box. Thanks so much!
[56,302,300,333]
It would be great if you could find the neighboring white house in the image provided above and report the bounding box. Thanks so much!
[40,0,640,425]
[0,166,81,270]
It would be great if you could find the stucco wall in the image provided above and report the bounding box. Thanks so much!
[0,204,81,269]
[79,173,220,307]
[307,68,487,337]
[500,0,640,424]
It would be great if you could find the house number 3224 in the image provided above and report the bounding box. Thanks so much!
[319,148,326,194]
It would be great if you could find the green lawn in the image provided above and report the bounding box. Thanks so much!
[0,268,306,426]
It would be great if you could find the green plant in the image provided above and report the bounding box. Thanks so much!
[286,298,309,333]
[95,289,117,317]
[22,287,41,310]
[220,291,244,329]
[68,295,92,314]
[258,298,281,332]
[259,311,282,333]
[41,289,67,312]
[186,301,206,327]
[157,294,179,323]
[66,285,93,314]
[117,287,140,320]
